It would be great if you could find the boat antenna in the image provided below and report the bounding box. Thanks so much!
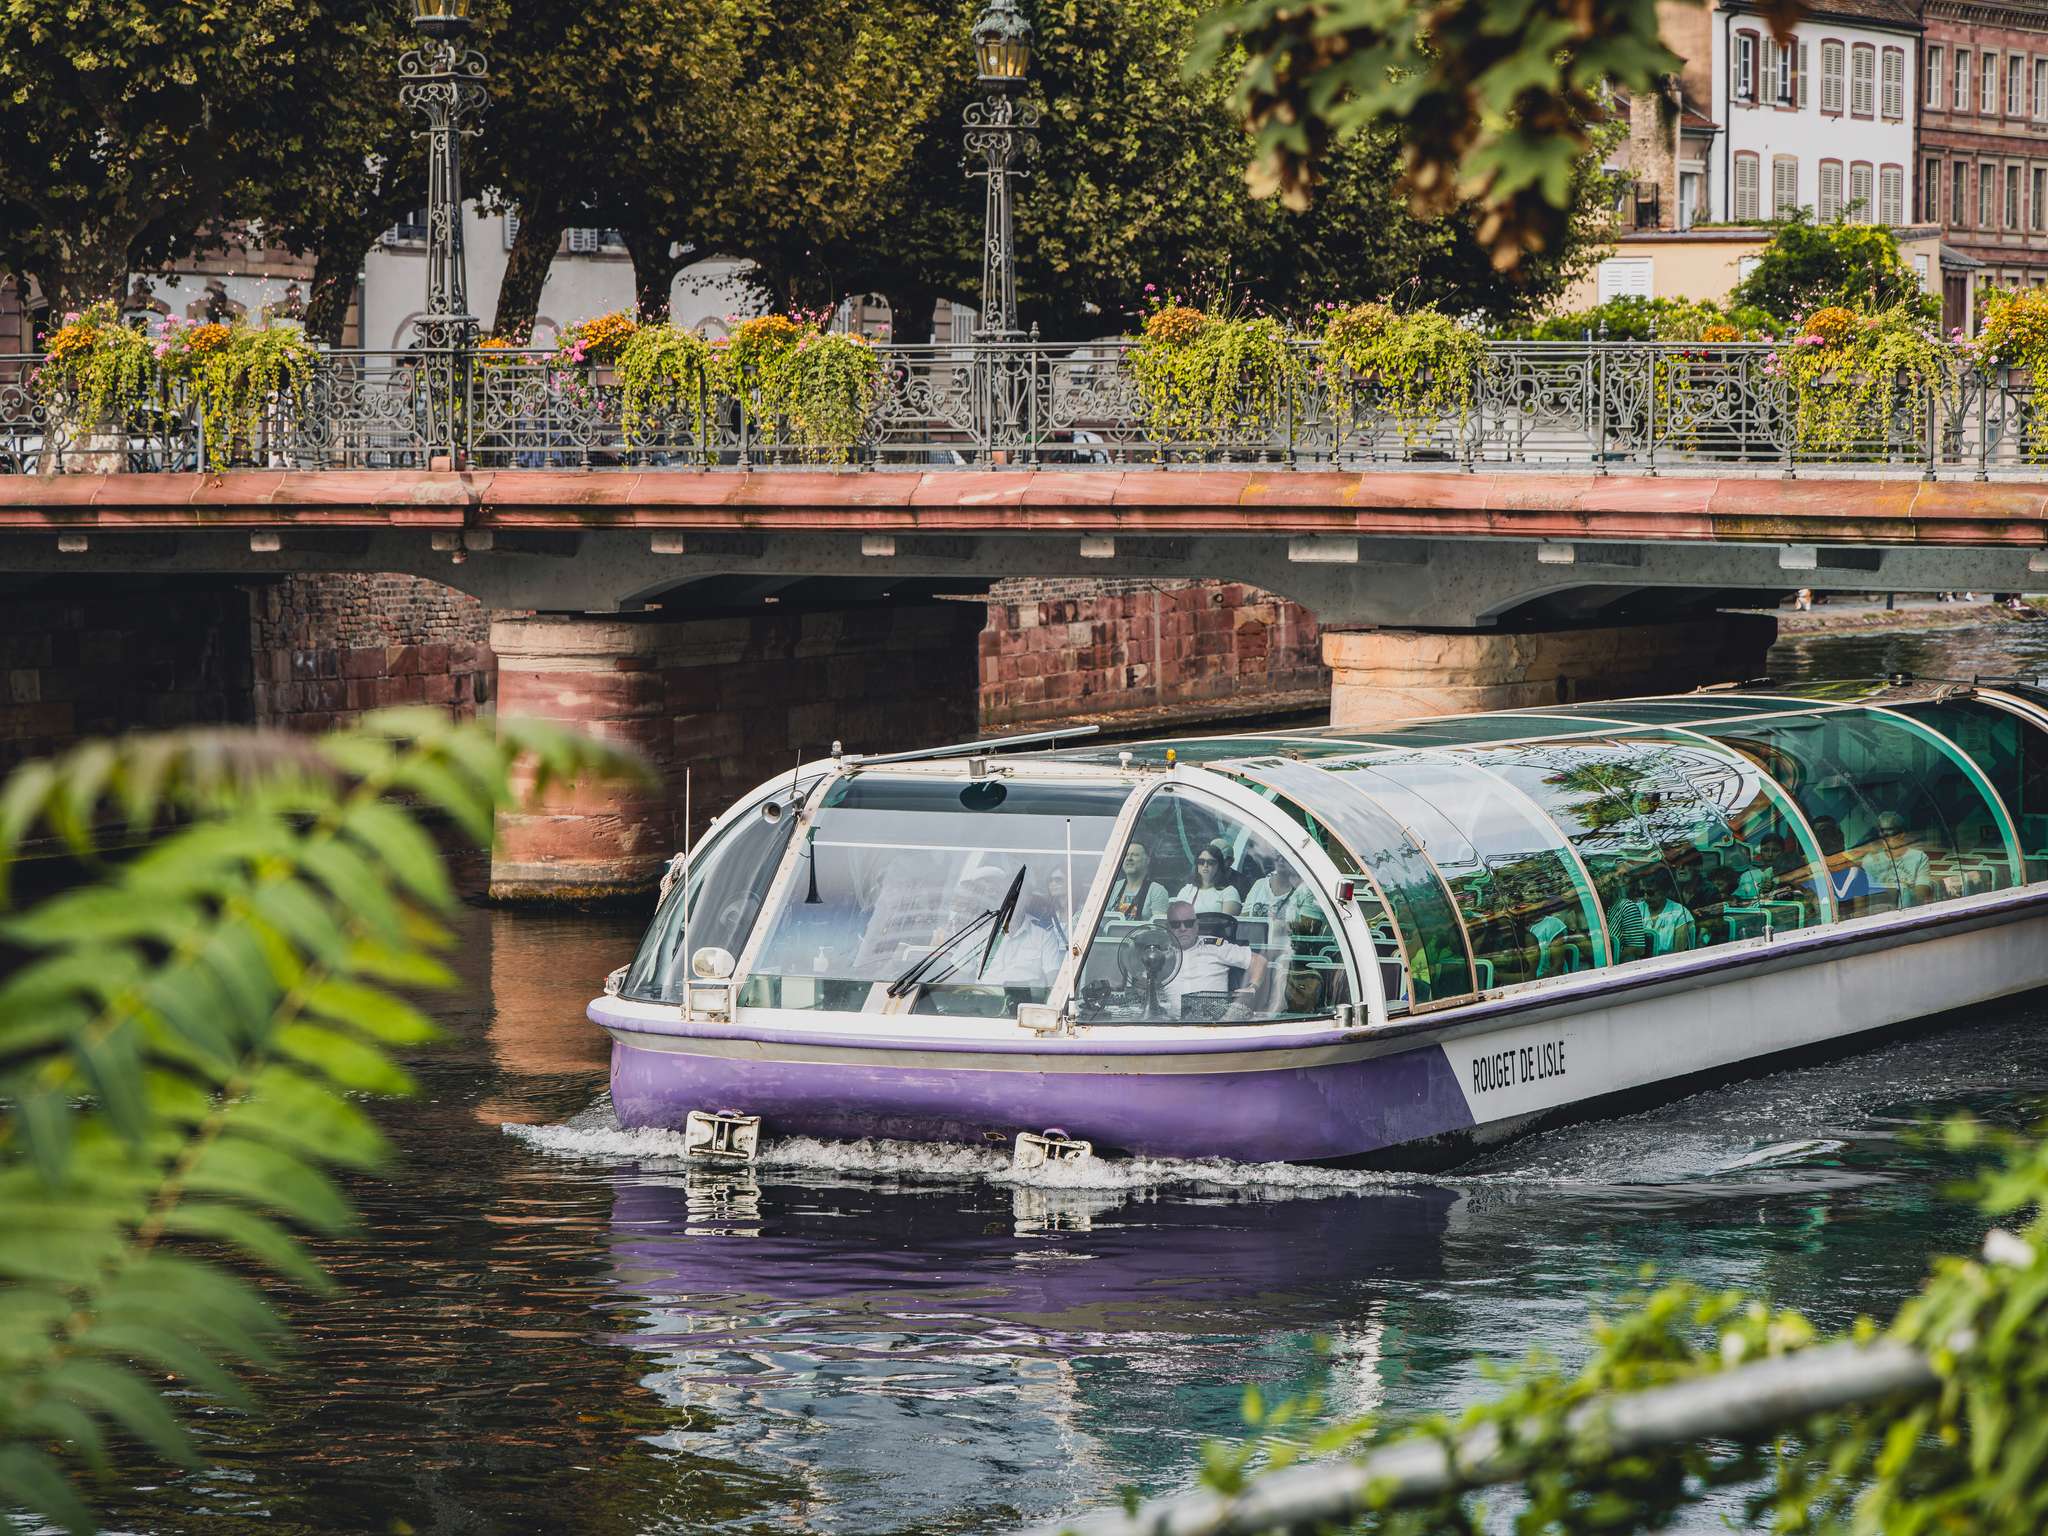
[1063,818,1074,948]
[680,765,692,1018]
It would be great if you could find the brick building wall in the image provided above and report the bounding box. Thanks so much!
[247,574,493,730]
[978,577,1328,729]
[0,574,494,773]
[0,583,257,773]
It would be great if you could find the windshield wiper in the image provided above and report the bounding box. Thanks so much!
[886,866,1027,997]
[976,867,1027,979]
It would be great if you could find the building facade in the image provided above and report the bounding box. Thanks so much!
[1916,0,2048,326]
[1710,0,1922,225]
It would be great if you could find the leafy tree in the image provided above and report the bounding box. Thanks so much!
[469,0,951,336]
[1729,211,1935,325]
[807,0,1617,338]
[1190,0,1688,278]
[0,0,309,312]
[234,4,424,346]
[0,712,638,1533]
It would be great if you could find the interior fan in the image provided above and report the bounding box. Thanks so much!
[1118,923,1182,1017]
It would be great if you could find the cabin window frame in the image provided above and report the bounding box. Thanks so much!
[1068,774,1378,1027]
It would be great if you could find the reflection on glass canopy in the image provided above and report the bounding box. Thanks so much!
[1111,687,2048,1014]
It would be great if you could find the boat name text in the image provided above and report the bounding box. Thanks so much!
[1470,1039,1567,1094]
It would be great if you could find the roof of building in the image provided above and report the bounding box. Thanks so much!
[1723,0,1921,30]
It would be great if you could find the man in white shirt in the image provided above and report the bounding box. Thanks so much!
[1243,859,1324,933]
[1860,810,1934,906]
[1160,900,1266,1017]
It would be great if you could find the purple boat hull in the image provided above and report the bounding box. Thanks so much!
[610,1035,1476,1163]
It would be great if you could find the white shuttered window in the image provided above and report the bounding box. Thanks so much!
[1879,165,1903,225]
[1774,155,1800,218]
[1822,41,1845,112]
[1850,162,1874,221]
[1882,50,1904,119]
[1819,161,1844,221]
[1852,45,1875,114]
[1735,153,1761,220]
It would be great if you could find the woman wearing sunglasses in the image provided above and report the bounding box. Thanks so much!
[1175,840,1243,917]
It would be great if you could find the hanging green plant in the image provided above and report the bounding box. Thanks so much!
[1769,305,1954,461]
[614,324,719,446]
[1318,302,1483,445]
[164,320,317,470]
[36,301,159,434]
[717,314,881,463]
[1127,302,1304,448]
[1974,288,2048,462]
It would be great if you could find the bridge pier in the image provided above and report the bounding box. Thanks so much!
[488,600,984,903]
[1322,614,1779,729]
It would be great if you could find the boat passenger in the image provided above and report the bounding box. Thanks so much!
[983,872,1071,989]
[1609,874,1653,962]
[1859,810,1936,908]
[1697,866,1743,942]
[1108,843,1170,922]
[1644,870,1697,955]
[1243,859,1323,933]
[1733,839,1775,902]
[1177,844,1244,917]
[1162,899,1267,1018]
[1526,911,1584,977]
[1812,817,1877,914]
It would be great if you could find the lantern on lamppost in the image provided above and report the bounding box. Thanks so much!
[963,0,1037,339]
[400,0,489,463]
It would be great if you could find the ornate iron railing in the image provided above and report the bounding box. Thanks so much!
[3,341,2042,475]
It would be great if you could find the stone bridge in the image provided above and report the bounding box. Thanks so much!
[5,465,2045,898]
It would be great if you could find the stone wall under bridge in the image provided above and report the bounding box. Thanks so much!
[0,573,494,777]
[488,603,985,902]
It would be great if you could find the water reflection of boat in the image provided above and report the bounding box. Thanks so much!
[609,1174,1457,1332]
[604,1173,1457,1533]
[591,682,2048,1165]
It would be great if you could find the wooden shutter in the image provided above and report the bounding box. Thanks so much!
[1797,42,1810,107]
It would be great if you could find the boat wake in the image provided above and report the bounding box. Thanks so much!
[502,1116,1412,1193]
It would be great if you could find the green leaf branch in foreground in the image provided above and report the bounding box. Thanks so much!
[0,711,643,1533]
[1044,1113,2048,1536]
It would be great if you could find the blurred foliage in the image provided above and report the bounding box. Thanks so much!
[0,711,640,1533]
[1184,1111,2048,1534]
[1191,0,1671,276]
[1730,213,1937,328]
[1502,295,1784,342]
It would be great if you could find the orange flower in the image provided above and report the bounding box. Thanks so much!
[44,322,98,363]
[1801,307,1859,348]
[1699,323,1741,344]
[1142,305,1205,346]
[184,323,232,354]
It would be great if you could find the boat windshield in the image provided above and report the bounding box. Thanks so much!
[738,774,1126,1016]
[618,775,825,1004]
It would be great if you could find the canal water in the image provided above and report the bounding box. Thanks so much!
[89,620,2048,1536]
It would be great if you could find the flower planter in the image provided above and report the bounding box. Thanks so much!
[41,409,126,474]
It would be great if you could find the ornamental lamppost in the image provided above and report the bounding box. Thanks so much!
[963,0,1037,340]
[399,0,489,463]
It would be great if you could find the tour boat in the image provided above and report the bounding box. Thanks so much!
[587,679,2048,1168]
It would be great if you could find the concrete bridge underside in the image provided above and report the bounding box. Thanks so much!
[6,467,2045,897]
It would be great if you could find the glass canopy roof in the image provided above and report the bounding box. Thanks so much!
[1061,684,2048,1010]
